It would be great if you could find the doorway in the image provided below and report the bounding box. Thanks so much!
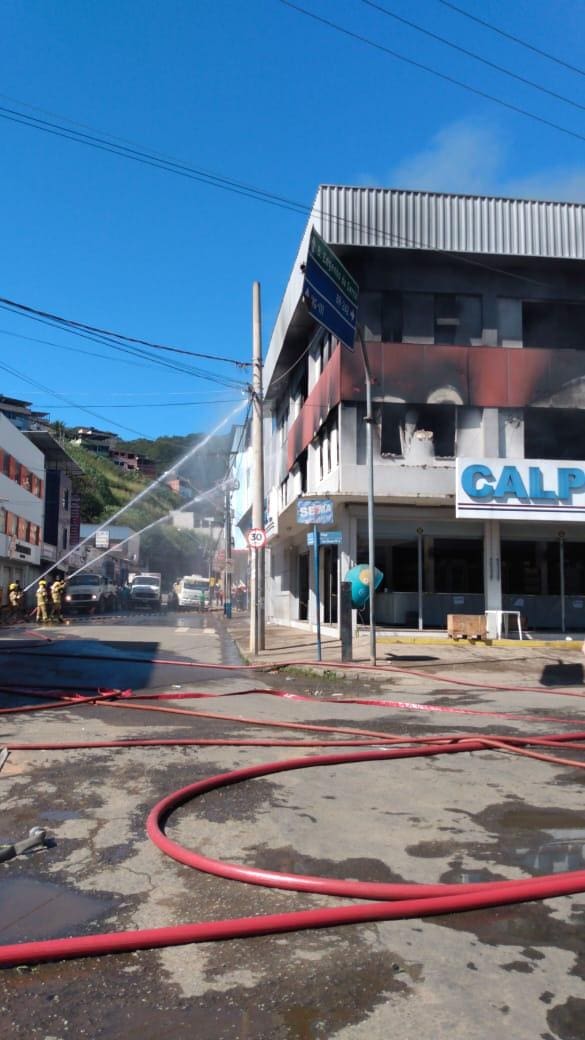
[323,546,338,624]
[298,553,309,621]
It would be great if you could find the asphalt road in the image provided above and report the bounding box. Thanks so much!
[1,611,585,1039]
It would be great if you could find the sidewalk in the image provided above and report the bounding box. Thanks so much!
[224,611,585,673]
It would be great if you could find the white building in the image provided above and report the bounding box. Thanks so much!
[0,411,45,596]
[243,185,585,636]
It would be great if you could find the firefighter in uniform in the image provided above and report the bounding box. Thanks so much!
[35,579,49,623]
[8,582,23,618]
[50,577,66,623]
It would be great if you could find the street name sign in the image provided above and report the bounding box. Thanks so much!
[302,228,359,351]
[296,498,334,526]
[307,530,342,546]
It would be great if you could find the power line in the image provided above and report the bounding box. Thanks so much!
[0,103,308,218]
[278,0,585,147]
[0,325,167,373]
[0,304,248,390]
[360,0,585,114]
[2,58,585,350]
[32,398,242,409]
[0,293,250,369]
[0,360,150,438]
[438,0,585,79]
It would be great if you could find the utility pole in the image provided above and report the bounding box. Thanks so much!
[224,486,232,618]
[357,327,377,666]
[249,281,265,653]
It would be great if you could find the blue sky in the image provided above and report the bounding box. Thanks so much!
[2,0,585,440]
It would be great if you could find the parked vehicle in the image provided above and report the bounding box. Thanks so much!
[173,575,210,611]
[63,573,116,614]
[129,572,162,610]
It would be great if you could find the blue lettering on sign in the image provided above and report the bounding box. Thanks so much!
[528,467,557,501]
[494,466,529,500]
[462,464,585,504]
[461,464,494,499]
[558,468,585,500]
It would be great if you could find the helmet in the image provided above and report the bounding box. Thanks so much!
[9,582,16,590]
[39,579,47,585]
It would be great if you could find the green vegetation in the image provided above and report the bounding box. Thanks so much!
[66,443,179,527]
[65,441,216,584]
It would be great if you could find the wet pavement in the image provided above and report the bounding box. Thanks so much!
[1,611,585,1038]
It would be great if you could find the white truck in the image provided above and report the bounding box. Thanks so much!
[63,573,117,614]
[129,572,162,610]
[173,574,210,611]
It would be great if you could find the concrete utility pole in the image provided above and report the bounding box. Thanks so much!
[249,281,265,653]
[224,487,232,618]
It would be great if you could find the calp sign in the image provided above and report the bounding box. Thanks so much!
[456,458,585,522]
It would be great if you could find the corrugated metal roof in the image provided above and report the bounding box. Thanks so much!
[315,185,585,259]
[264,184,585,395]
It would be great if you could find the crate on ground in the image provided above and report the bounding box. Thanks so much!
[447,613,487,641]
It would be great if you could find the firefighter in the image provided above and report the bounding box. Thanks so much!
[8,581,23,618]
[35,579,49,623]
[50,577,66,623]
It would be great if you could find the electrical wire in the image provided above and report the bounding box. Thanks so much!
[0,293,250,368]
[0,103,308,219]
[31,399,242,409]
[2,4,585,390]
[0,359,150,439]
[437,0,585,79]
[0,305,249,391]
[278,1,585,148]
[360,0,585,114]
[2,82,583,311]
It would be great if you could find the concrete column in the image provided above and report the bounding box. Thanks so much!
[424,536,434,593]
[481,293,499,346]
[339,509,359,634]
[482,408,499,455]
[484,519,502,637]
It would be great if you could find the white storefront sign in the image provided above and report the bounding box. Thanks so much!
[456,458,585,522]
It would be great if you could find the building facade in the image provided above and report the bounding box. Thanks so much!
[0,412,45,597]
[257,185,585,635]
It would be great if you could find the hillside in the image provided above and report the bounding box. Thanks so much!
[66,443,181,527]
[66,442,215,582]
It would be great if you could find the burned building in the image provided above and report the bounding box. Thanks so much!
[258,185,585,634]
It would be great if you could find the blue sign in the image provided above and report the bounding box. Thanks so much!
[296,497,334,525]
[307,530,342,546]
[302,229,359,351]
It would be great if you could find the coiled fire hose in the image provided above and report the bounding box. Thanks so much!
[1,673,585,967]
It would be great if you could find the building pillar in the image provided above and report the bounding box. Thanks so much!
[484,519,502,637]
[339,507,358,634]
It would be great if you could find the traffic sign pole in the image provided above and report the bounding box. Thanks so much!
[358,326,377,667]
[313,523,321,661]
[250,281,265,655]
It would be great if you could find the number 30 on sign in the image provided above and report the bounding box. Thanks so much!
[247,528,267,549]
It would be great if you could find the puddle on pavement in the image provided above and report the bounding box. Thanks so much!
[248,844,407,884]
[40,809,83,821]
[0,877,114,943]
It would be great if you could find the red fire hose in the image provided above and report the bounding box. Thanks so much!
[1,739,585,967]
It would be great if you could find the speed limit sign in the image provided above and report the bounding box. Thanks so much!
[247,527,267,549]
